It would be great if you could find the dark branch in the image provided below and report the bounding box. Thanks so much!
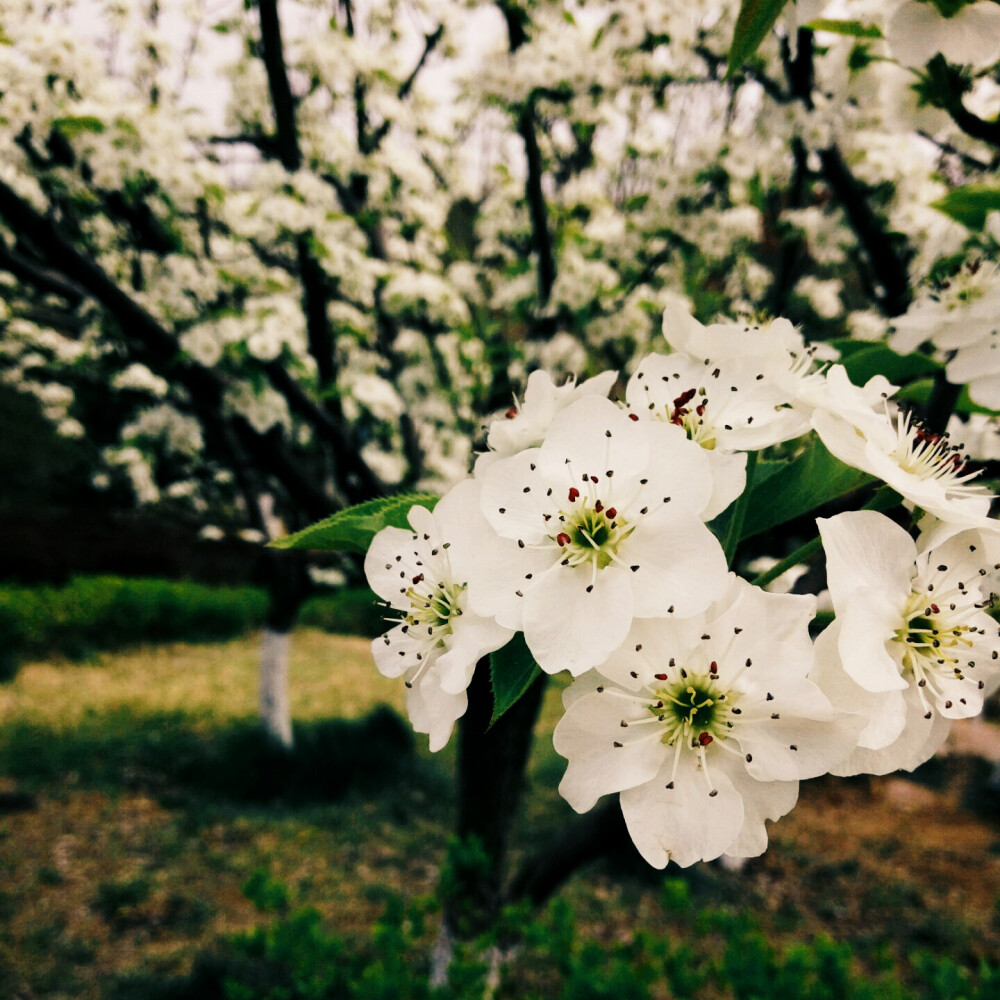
[518,99,556,311]
[0,176,334,519]
[819,145,914,318]
[398,25,444,101]
[507,801,632,909]
[0,241,88,305]
[256,0,302,171]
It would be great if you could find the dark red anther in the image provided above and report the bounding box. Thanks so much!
[594,500,604,513]
[628,413,639,421]
[930,603,940,614]
[709,661,718,675]
[505,406,518,419]
[606,507,617,520]
[654,672,668,680]
[556,532,572,547]
[568,487,580,502]
[698,732,713,747]
[695,403,706,416]
[673,388,697,408]
[412,574,424,585]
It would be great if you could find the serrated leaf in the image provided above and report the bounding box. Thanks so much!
[737,439,874,540]
[52,115,106,137]
[270,493,439,553]
[838,344,940,386]
[490,633,541,726]
[932,185,1000,232]
[727,0,791,77]
[803,18,882,37]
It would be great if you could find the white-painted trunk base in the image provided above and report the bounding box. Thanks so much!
[259,628,294,750]
[429,923,513,997]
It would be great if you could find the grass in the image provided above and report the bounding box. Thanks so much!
[0,630,997,998]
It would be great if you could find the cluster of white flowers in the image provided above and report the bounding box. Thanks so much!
[366,302,1000,870]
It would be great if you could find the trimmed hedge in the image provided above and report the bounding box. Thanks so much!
[0,576,383,678]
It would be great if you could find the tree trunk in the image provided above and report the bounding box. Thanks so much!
[259,628,294,750]
[258,550,311,750]
[442,661,548,939]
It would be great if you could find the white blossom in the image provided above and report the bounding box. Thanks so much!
[554,577,857,868]
[813,510,1000,775]
[467,395,731,676]
[365,480,513,751]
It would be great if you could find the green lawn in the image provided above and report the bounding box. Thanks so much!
[0,630,998,999]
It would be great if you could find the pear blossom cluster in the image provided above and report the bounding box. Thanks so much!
[366,303,1000,870]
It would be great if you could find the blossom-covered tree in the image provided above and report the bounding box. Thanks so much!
[4,0,1000,970]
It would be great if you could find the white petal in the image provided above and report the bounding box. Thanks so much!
[832,683,950,776]
[837,597,910,693]
[365,525,427,608]
[724,770,799,860]
[540,396,649,486]
[436,613,514,695]
[818,510,915,609]
[522,562,634,675]
[479,449,551,542]
[620,755,744,868]
[811,623,908,754]
[406,669,467,753]
[621,510,729,619]
[555,687,668,812]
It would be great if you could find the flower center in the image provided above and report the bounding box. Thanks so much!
[656,386,717,450]
[405,581,465,645]
[888,409,984,496]
[554,497,633,571]
[894,589,976,715]
[649,674,728,748]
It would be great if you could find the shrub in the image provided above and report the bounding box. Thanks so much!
[0,576,382,677]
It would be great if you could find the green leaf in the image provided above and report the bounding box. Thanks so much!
[52,115,106,137]
[270,493,440,554]
[489,633,541,726]
[736,439,875,541]
[896,377,1000,416]
[838,344,941,386]
[802,18,882,37]
[727,0,792,77]
[932,185,1000,232]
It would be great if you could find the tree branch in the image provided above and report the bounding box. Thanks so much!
[256,0,301,172]
[818,145,914,318]
[0,176,334,519]
[0,241,88,305]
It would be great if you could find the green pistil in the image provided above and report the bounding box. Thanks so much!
[405,581,465,645]
[650,677,725,745]
[895,593,973,673]
[557,504,631,569]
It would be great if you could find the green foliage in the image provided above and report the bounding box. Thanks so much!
[51,115,105,137]
[489,633,541,725]
[271,494,440,554]
[0,706,416,804]
[830,341,941,386]
[727,0,792,77]
[896,378,1000,417]
[932,185,1000,232]
[0,575,390,677]
[802,18,882,37]
[298,587,386,638]
[0,576,269,674]
[713,438,874,543]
